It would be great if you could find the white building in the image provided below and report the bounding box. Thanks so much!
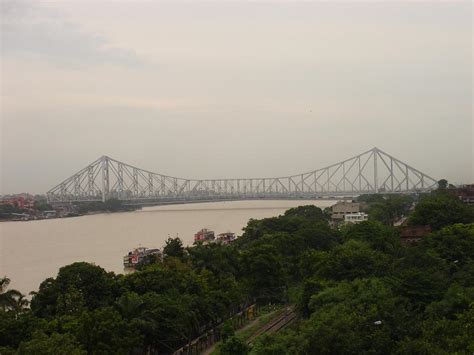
[344,212,369,224]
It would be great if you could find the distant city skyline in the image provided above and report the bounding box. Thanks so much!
[1,0,472,194]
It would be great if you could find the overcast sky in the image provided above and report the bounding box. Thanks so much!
[1,0,472,194]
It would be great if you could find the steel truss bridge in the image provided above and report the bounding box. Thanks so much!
[47,147,438,205]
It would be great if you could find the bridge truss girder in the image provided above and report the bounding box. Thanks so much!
[47,147,438,204]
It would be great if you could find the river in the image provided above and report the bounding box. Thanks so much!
[0,200,335,295]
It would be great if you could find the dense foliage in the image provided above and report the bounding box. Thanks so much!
[361,194,413,225]
[1,197,473,354]
[74,198,135,214]
[409,192,474,230]
[250,197,474,354]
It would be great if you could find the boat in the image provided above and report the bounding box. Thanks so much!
[123,247,162,268]
[194,228,215,244]
[216,232,236,245]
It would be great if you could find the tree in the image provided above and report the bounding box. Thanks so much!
[0,311,46,350]
[0,204,24,216]
[70,307,142,354]
[163,237,185,259]
[17,331,86,355]
[240,244,287,303]
[284,205,327,221]
[115,292,144,320]
[0,277,13,310]
[365,195,412,225]
[317,240,390,281]
[104,198,124,212]
[398,304,474,353]
[356,194,385,204]
[187,242,241,281]
[221,320,235,341]
[437,179,448,190]
[293,223,340,251]
[34,201,53,212]
[391,248,450,310]
[343,221,400,254]
[31,263,116,318]
[280,279,410,354]
[220,336,249,355]
[298,277,324,317]
[425,283,474,319]
[0,277,26,312]
[136,292,196,352]
[409,194,474,230]
[421,224,474,265]
[9,293,29,314]
[251,332,302,355]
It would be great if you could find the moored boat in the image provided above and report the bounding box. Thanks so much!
[194,228,215,244]
[216,232,236,244]
[123,247,162,268]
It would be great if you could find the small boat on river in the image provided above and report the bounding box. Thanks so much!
[216,232,236,245]
[194,229,237,245]
[194,228,215,244]
[123,247,162,268]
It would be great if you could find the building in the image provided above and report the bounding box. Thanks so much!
[344,212,369,224]
[400,225,431,244]
[331,201,365,221]
[448,184,474,205]
[0,195,36,210]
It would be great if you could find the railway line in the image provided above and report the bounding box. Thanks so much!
[246,305,297,345]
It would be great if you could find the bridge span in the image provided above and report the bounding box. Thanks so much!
[47,147,438,205]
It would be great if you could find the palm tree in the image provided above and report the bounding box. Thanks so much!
[0,276,13,309]
[0,276,28,312]
[10,292,29,313]
[0,276,10,291]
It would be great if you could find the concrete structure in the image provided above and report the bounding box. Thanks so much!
[400,225,432,244]
[46,147,438,206]
[331,201,365,221]
[0,195,36,209]
[448,184,474,205]
[344,212,369,224]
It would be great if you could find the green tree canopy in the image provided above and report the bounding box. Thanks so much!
[220,336,249,355]
[409,193,474,230]
[163,237,185,259]
[31,262,117,318]
[17,331,86,355]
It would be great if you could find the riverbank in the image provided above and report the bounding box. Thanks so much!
[1,200,336,295]
[0,207,141,223]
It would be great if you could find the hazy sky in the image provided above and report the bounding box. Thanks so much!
[1,0,472,194]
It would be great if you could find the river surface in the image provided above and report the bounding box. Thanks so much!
[0,200,335,294]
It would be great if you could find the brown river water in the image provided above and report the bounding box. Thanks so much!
[0,200,335,295]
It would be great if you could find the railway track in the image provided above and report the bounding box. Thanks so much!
[246,305,297,345]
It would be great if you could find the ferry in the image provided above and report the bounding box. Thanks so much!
[194,229,237,245]
[123,247,162,268]
[216,232,236,245]
[194,228,215,243]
